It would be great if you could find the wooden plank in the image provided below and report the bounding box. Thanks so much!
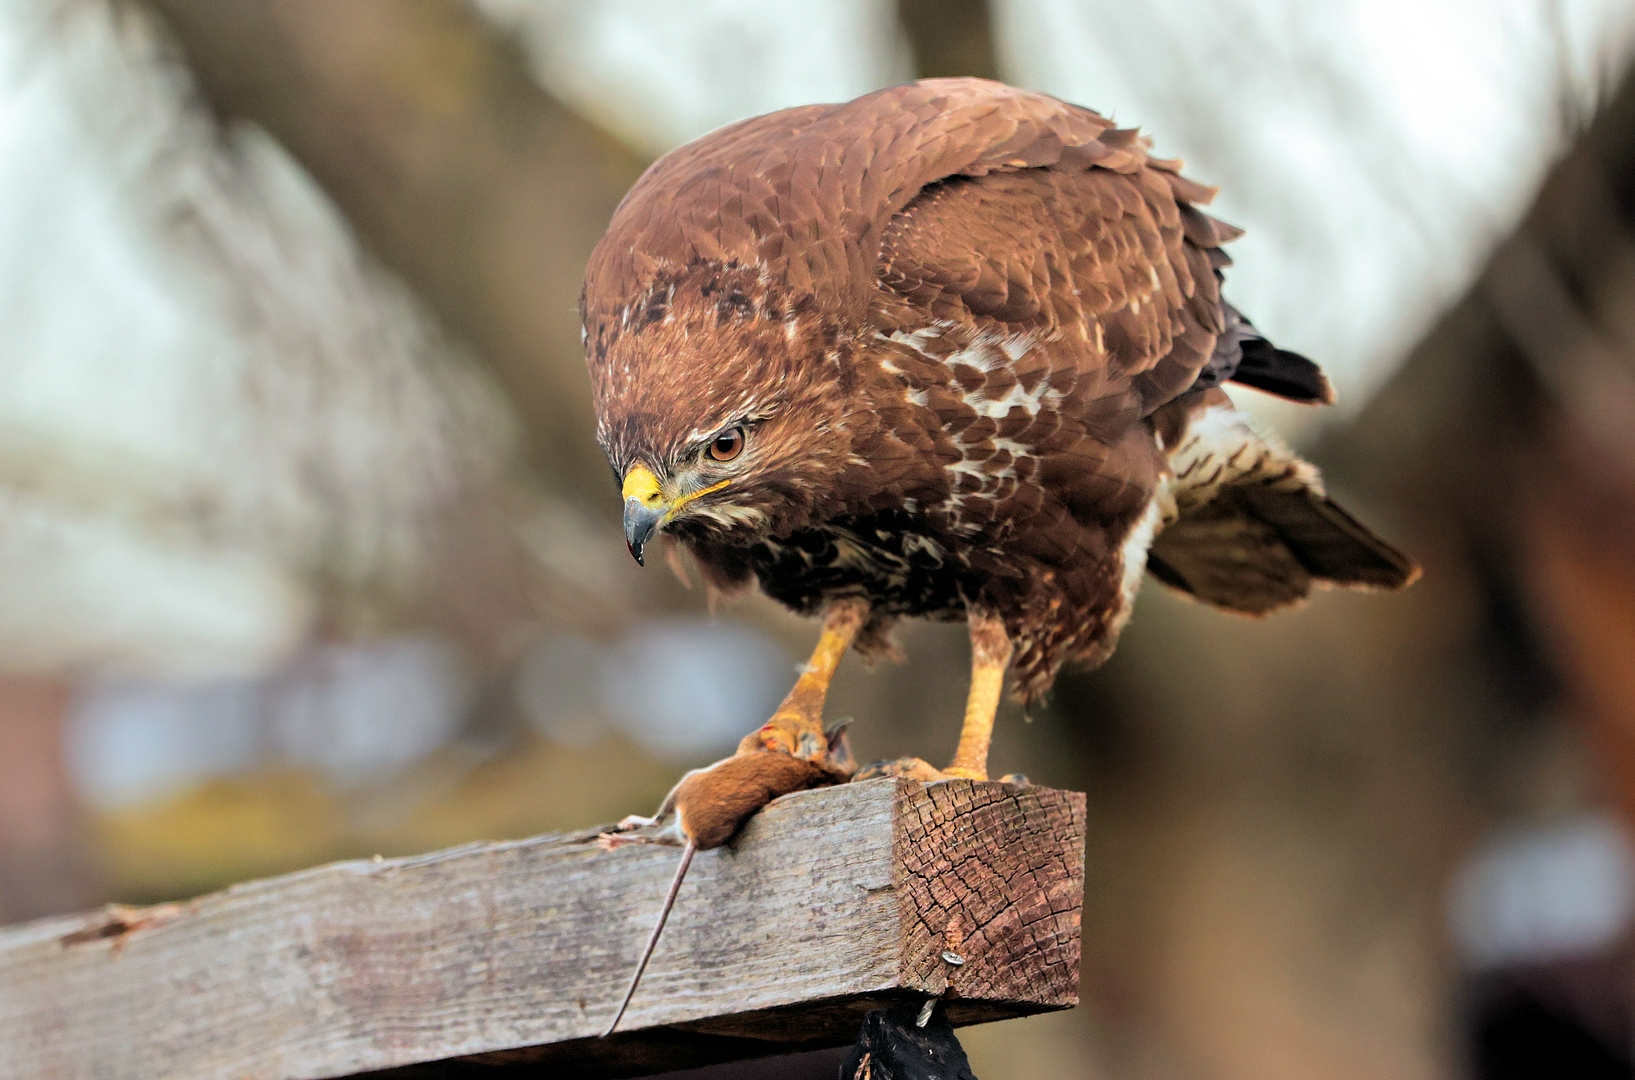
[0,778,1084,1080]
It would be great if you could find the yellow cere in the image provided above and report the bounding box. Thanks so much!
[622,464,664,507]
[622,464,731,518]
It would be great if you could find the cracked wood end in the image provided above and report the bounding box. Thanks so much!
[0,778,1084,1080]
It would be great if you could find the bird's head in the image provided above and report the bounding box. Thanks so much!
[584,268,861,565]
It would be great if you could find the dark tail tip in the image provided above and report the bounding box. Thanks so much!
[1231,339,1337,405]
[1241,486,1420,590]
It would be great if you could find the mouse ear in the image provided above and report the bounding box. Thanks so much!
[825,720,855,772]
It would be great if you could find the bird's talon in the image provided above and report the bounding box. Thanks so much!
[854,758,1002,783]
[598,832,655,851]
[855,756,948,782]
[743,709,829,760]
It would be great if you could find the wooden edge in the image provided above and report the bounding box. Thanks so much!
[895,780,1086,1008]
[352,992,1049,1079]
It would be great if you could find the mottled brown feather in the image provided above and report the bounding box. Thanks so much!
[582,78,1417,701]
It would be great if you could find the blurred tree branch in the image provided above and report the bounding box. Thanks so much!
[1334,60,1635,816]
[897,0,996,81]
[1313,57,1635,1069]
[143,0,649,506]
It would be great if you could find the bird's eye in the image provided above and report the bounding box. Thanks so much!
[708,427,746,462]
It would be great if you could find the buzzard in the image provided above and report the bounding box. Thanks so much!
[584,78,1418,848]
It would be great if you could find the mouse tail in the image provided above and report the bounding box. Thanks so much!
[603,838,697,1037]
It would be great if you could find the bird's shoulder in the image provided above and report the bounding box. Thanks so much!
[584,78,1243,415]
[586,79,1181,327]
[872,162,1234,412]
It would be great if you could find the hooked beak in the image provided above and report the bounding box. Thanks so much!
[622,464,667,566]
[620,463,734,566]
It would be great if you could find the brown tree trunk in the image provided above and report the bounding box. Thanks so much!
[0,677,100,921]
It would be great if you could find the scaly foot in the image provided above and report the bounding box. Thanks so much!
[740,704,831,760]
[739,597,866,761]
[854,757,1029,786]
[609,598,869,851]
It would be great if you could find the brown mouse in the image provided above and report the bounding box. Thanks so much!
[600,730,852,1036]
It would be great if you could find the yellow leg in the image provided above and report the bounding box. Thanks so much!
[741,597,869,760]
[945,611,1013,780]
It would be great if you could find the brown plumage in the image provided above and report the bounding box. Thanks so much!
[584,78,1417,845]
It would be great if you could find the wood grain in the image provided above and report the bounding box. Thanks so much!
[0,778,1083,1079]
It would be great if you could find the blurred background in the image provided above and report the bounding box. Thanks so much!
[3,1,1635,1077]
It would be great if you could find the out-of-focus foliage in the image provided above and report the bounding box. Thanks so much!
[0,0,524,679]
[474,0,914,158]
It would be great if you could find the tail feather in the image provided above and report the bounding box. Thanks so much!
[1148,403,1419,614]
[1237,484,1420,590]
[1146,492,1313,614]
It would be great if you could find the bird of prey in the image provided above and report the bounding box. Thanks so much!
[584,78,1418,848]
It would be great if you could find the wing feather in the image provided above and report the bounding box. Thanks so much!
[1147,396,1420,613]
[585,79,1216,327]
[875,165,1226,414]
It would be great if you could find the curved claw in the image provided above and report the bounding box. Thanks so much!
[855,756,950,783]
[744,713,826,759]
[598,832,657,851]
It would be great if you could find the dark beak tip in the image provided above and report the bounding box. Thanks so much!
[623,498,664,568]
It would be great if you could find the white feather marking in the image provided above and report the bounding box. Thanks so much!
[946,340,1002,373]
[1111,491,1166,634]
[1165,405,1320,514]
[999,334,1034,362]
[990,437,1031,458]
[944,331,1037,373]
[901,533,944,562]
[882,324,953,351]
[964,380,1059,419]
[688,503,769,529]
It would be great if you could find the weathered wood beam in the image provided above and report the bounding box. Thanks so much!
[0,779,1083,1080]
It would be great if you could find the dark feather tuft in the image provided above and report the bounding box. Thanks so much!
[1193,299,1336,404]
[1231,340,1335,404]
